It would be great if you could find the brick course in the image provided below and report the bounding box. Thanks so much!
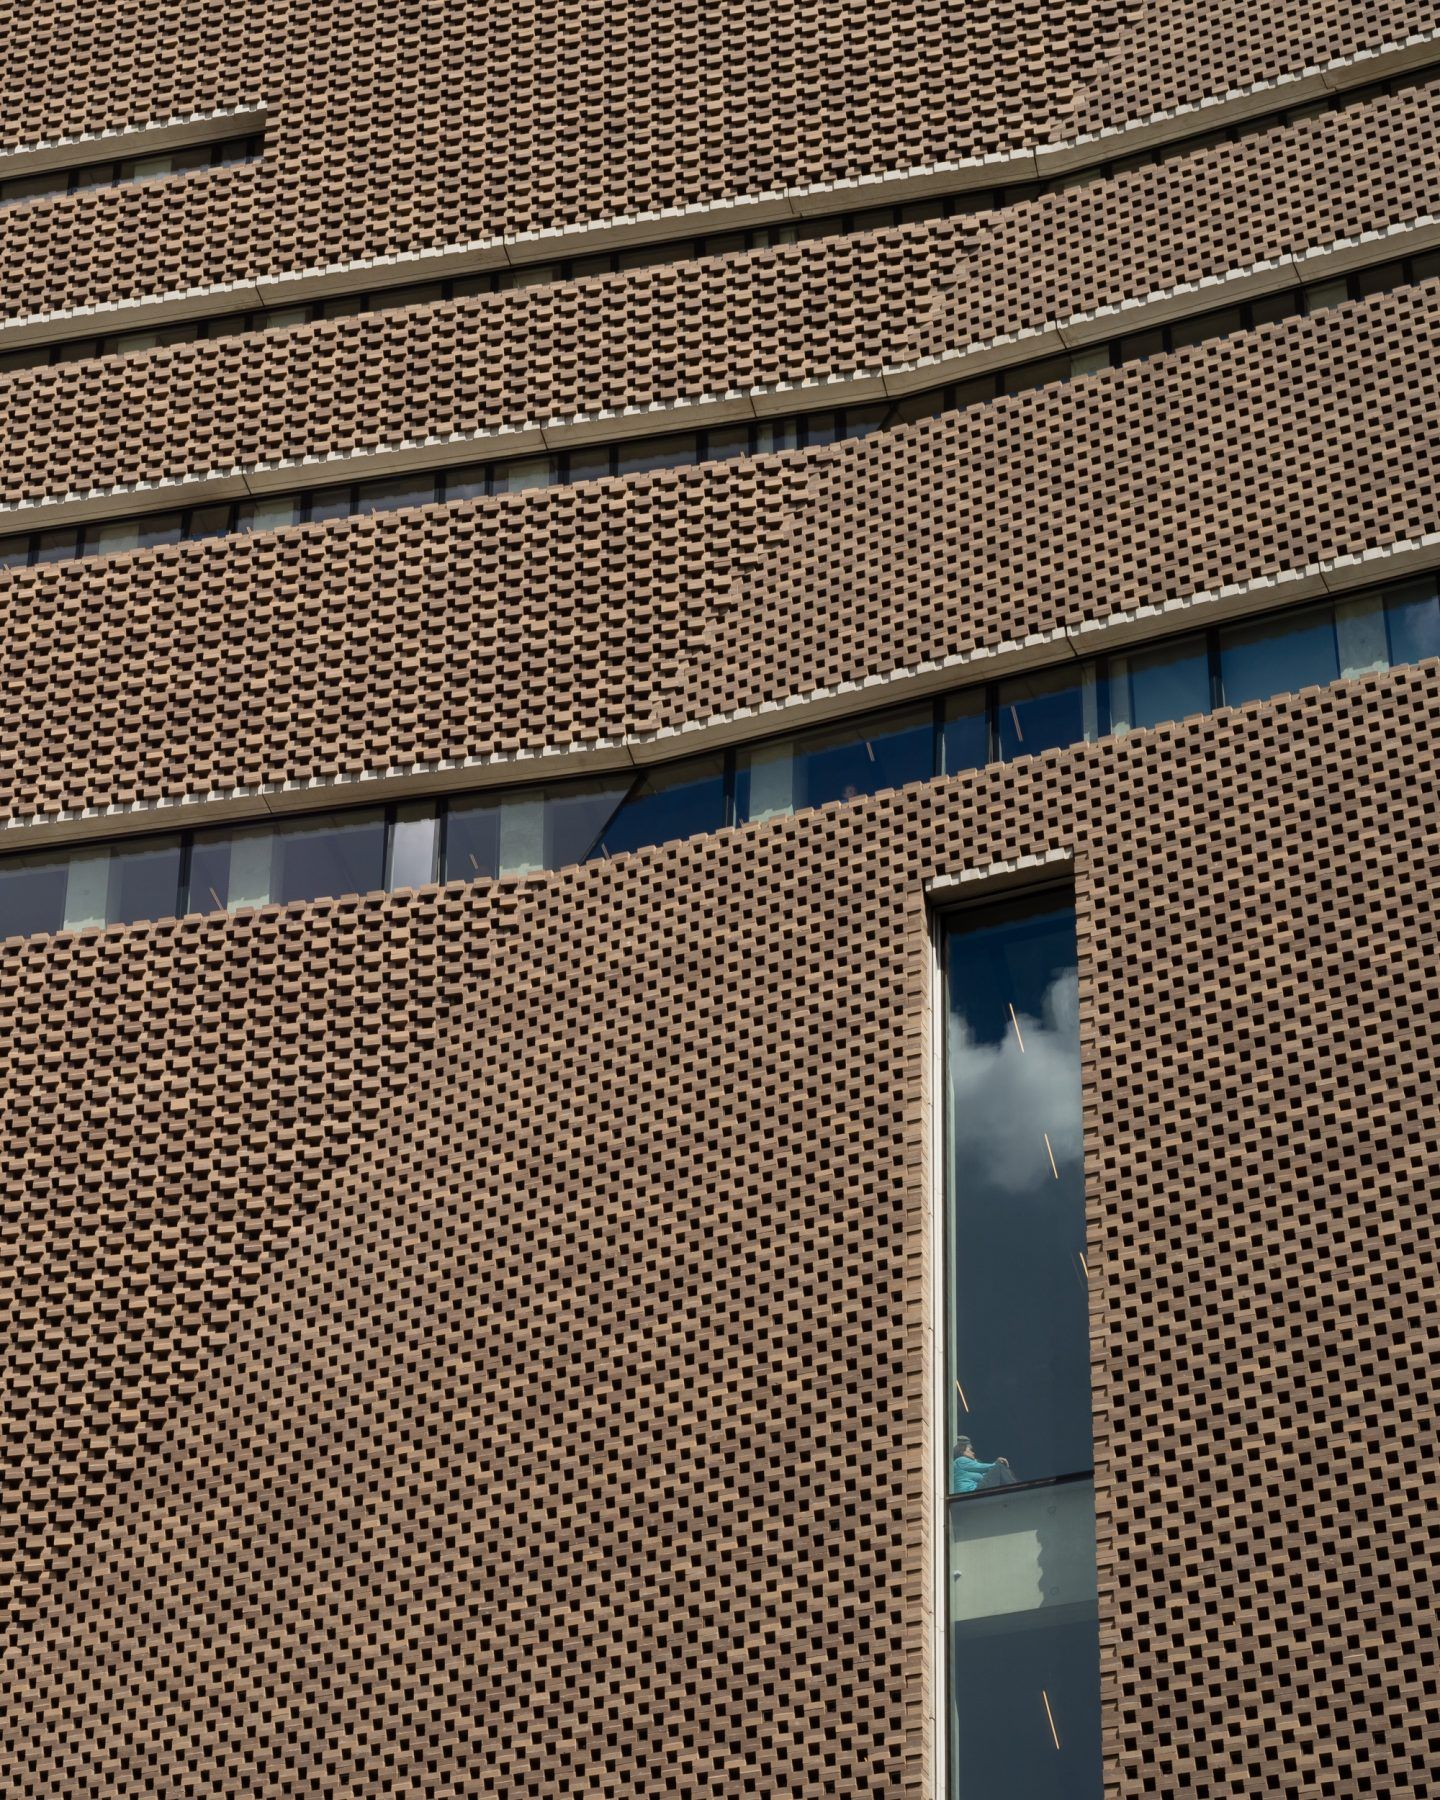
[0,282,1436,826]
[0,1,1425,324]
[4,78,1440,506]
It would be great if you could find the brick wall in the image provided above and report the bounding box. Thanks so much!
[3,666,1437,1796]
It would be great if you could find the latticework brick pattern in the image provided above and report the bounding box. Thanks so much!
[0,0,1422,323]
[1,281,1437,826]
[3,666,1437,1798]
[5,77,1440,507]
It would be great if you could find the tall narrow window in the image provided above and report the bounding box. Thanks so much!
[941,889,1101,1800]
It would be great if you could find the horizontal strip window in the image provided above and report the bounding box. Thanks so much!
[0,575,1434,944]
[0,133,263,213]
[3,250,1436,573]
[0,67,1425,373]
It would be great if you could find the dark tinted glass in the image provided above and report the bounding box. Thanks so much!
[355,474,439,514]
[0,537,30,568]
[1385,579,1440,667]
[0,855,69,939]
[34,529,81,564]
[1110,632,1211,732]
[948,1482,1101,1800]
[840,403,887,439]
[704,425,752,460]
[270,811,386,904]
[544,775,634,866]
[944,891,1089,1483]
[944,894,1099,1800]
[995,666,1097,761]
[568,445,615,481]
[615,436,696,476]
[1170,304,1244,347]
[91,512,183,556]
[106,836,182,925]
[1219,601,1338,708]
[1250,290,1301,326]
[306,487,353,522]
[444,796,503,881]
[589,757,726,860]
[187,504,233,540]
[942,689,988,774]
[235,496,302,533]
[1004,355,1070,394]
[186,835,232,912]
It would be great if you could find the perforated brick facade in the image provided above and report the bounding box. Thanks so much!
[2,5,1438,1798]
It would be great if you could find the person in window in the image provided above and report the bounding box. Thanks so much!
[950,1435,1014,1494]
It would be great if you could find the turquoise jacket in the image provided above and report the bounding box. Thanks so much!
[950,1453,1001,1494]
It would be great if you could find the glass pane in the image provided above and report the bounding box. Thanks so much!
[106,835,182,925]
[736,705,932,821]
[1303,277,1349,313]
[543,775,634,867]
[995,665,1101,760]
[567,445,614,482]
[1108,632,1210,734]
[1003,356,1070,395]
[61,851,108,929]
[374,281,446,310]
[802,413,840,447]
[753,420,799,454]
[1385,578,1440,667]
[949,1486,1102,1800]
[234,496,301,533]
[355,473,440,514]
[615,436,696,477]
[122,154,176,181]
[306,487,353,522]
[491,456,556,494]
[188,826,273,912]
[0,853,70,939]
[942,689,988,774]
[944,891,1089,1483]
[0,537,31,569]
[1068,347,1111,378]
[704,424,753,460]
[1334,592,1389,678]
[256,306,310,330]
[270,810,386,904]
[2,171,67,204]
[186,504,233,540]
[587,756,725,860]
[1250,289,1301,326]
[91,512,183,556]
[1115,327,1165,363]
[186,832,235,913]
[953,376,998,408]
[1170,305,1244,348]
[839,403,888,439]
[444,794,503,881]
[386,803,439,889]
[1219,601,1338,708]
[34,529,81,564]
[1353,260,1402,298]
